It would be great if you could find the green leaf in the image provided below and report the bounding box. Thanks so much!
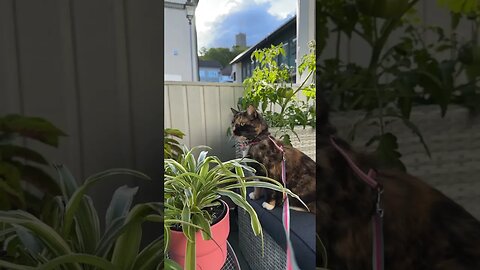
[94,217,125,257]
[63,168,150,238]
[131,238,163,270]
[0,114,66,147]
[105,185,139,229]
[193,210,212,241]
[0,210,80,269]
[164,128,185,139]
[37,253,116,270]
[0,145,48,164]
[181,202,193,242]
[111,203,159,270]
[417,70,450,117]
[14,225,44,256]
[185,237,196,270]
[0,162,25,209]
[164,258,183,270]
[384,113,431,158]
[217,189,262,236]
[14,162,61,196]
[74,195,101,253]
[0,260,35,270]
[374,133,406,171]
[53,164,78,199]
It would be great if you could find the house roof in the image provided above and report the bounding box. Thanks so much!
[198,60,223,68]
[229,16,296,65]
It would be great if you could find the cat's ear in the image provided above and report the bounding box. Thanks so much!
[246,105,257,117]
[231,108,239,115]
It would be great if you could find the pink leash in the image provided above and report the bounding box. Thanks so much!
[268,136,300,270]
[329,136,384,270]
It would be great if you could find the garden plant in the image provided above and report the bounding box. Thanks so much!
[239,41,316,145]
[164,145,305,270]
[317,0,480,170]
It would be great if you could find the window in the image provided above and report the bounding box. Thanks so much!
[289,38,296,68]
[208,70,218,77]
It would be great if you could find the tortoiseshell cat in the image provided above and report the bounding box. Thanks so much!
[317,94,480,269]
[231,105,316,213]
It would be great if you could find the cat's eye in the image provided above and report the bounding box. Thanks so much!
[240,123,245,126]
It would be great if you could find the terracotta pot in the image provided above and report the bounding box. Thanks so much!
[168,201,230,270]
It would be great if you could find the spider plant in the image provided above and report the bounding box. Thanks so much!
[164,145,306,270]
[0,165,162,270]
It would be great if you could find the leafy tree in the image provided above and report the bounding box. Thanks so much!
[199,46,248,68]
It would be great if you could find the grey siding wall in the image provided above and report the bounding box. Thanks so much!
[0,0,163,224]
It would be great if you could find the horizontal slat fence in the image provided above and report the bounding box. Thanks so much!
[164,81,313,161]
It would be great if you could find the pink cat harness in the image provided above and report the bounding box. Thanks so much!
[268,135,300,270]
[330,136,384,270]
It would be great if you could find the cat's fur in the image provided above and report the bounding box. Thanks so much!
[231,105,316,213]
[317,94,480,269]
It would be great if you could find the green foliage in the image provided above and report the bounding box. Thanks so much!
[0,114,65,213]
[164,146,306,269]
[241,42,316,145]
[164,128,185,160]
[437,0,478,14]
[356,0,410,19]
[0,165,162,270]
[199,45,248,68]
[317,0,480,170]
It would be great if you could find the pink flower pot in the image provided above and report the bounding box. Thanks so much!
[169,201,230,270]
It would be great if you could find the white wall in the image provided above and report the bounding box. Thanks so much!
[164,1,199,81]
[296,0,315,84]
[231,62,242,83]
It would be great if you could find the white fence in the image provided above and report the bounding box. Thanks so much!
[164,82,244,160]
[164,81,314,160]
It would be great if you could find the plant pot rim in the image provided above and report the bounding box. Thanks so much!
[170,199,228,232]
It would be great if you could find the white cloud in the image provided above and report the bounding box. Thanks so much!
[265,0,297,19]
[195,0,296,49]
[253,0,296,19]
[195,0,242,49]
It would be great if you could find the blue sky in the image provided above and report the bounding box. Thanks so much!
[195,0,296,50]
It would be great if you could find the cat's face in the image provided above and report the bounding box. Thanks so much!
[230,105,268,142]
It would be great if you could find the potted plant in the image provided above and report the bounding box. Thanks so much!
[0,165,162,270]
[164,146,305,270]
